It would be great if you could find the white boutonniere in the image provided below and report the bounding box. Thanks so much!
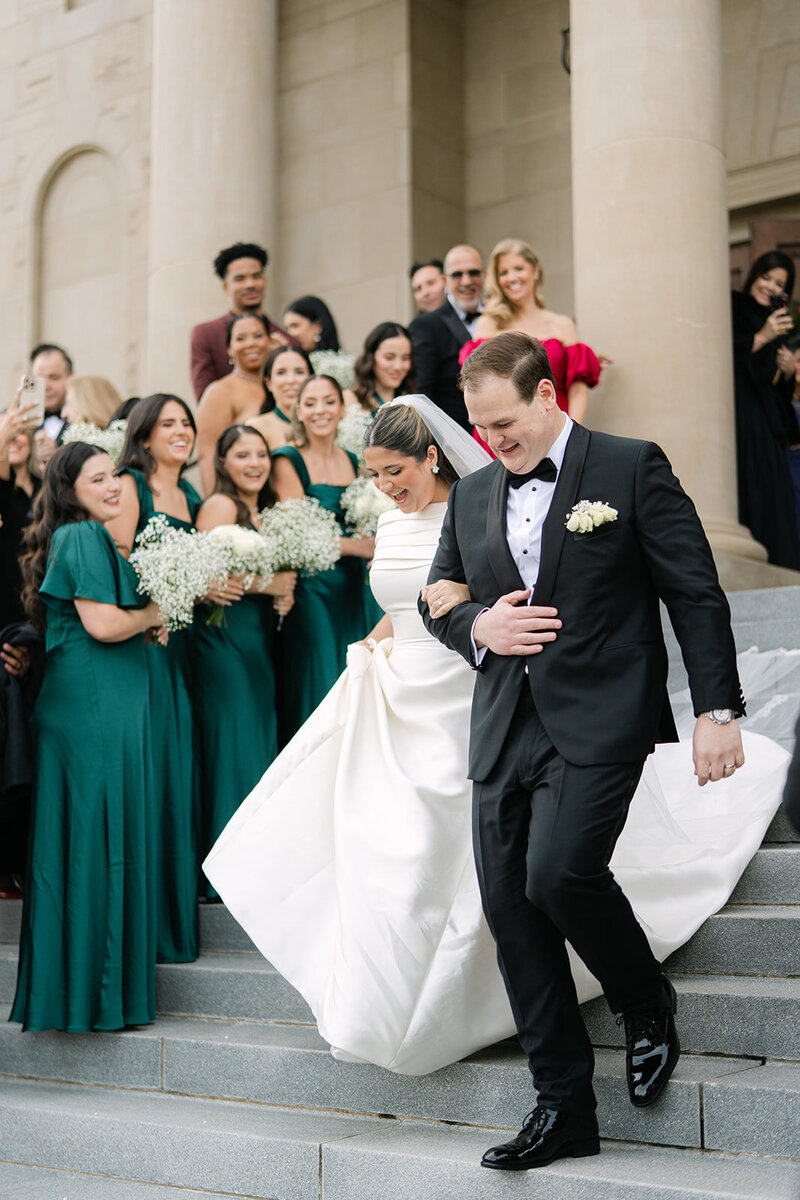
[565,499,618,533]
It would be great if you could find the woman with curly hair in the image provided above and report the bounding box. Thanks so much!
[11,442,162,1031]
[473,239,601,423]
[350,322,415,412]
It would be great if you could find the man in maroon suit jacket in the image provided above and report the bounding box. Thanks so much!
[190,242,292,400]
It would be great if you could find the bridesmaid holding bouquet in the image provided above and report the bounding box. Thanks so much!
[194,424,296,890]
[107,394,204,963]
[270,375,375,741]
[12,443,162,1031]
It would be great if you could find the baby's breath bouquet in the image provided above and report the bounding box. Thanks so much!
[203,524,275,626]
[258,497,342,628]
[310,349,356,390]
[63,419,128,465]
[129,515,229,632]
[340,476,394,538]
[335,406,372,465]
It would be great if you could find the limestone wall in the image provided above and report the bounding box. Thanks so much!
[275,0,414,355]
[1,0,799,401]
[464,0,574,317]
[1,0,152,398]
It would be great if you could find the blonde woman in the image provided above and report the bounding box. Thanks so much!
[61,375,123,429]
[473,239,601,423]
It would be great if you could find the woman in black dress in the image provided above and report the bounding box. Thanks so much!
[732,250,799,569]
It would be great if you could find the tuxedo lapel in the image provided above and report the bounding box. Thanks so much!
[486,462,526,594]
[532,424,590,608]
[438,302,471,348]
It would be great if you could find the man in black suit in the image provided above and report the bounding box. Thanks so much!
[421,333,745,1170]
[410,244,485,430]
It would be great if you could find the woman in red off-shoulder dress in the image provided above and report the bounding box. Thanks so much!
[467,238,602,424]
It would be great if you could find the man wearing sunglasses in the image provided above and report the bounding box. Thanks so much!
[410,244,486,431]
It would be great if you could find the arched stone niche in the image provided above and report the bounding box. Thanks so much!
[36,148,126,391]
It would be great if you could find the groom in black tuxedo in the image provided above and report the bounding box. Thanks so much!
[421,333,745,1170]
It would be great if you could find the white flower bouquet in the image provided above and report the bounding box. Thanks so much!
[129,515,229,632]
[310,349,356,390]
[203,523,275,626]
[340,476,394,537]
[258,497,342,627]
[335,406,372,465]
[63,419,128,465]
[259,498,341,575]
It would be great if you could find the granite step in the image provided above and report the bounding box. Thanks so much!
[665,904,800,976]
[0,1078,379,1200]
[8,944,796,1060]
[584,973,800,1060]
[321,1122,800,1200]
[2,1006,788,1153]
[730,845,800,902]
[1,1078,798,1200]
[0,1163,261,1200]
[765,806,799,843]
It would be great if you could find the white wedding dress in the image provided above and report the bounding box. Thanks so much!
[204,502,792,1075]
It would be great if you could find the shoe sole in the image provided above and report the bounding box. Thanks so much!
[481,1139,601,1170]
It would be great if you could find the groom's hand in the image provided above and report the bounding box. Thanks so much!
[473,590,561,656]
[692,717,745,786]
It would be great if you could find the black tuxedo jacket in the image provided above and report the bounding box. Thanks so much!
[421,423,744,781]
[409,301,473,430]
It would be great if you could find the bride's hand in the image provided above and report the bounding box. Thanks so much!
[422,579,471,618]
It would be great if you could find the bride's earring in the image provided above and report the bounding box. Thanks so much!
[431,463,440,475]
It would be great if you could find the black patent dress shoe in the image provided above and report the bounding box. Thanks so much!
[620,976,680,1107]
[481,1105,600,1171]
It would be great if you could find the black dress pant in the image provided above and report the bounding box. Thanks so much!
[472,686,665,1114]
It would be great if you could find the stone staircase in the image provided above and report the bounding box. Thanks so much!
[1,588,799,1199]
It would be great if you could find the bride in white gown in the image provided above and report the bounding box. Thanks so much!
[204,397,792,1076]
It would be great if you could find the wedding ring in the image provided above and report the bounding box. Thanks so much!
[723,763,735,771]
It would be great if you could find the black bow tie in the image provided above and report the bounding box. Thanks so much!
[507,457,557,489]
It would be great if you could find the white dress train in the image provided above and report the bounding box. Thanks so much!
[204,502,791,1075]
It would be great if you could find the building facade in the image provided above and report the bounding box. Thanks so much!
[3,0,799,580]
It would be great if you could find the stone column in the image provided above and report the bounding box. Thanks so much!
[146,0,277,402]
[569,0,783,586]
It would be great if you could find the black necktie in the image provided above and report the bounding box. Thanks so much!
[507,457,557,489]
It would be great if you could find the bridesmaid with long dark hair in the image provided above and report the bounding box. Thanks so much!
[271,375,375,741]
[194,424,296,889]
[106,394,210,963]
[248,345,313,452]
[351,323,415,412]
[11,443,162,1030]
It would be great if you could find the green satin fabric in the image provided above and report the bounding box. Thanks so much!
[271,446,375,744]
[194,589,279,897]
[11,522,156,1031]
[124,468,202,963]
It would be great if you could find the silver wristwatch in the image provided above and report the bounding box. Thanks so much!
[700,709,734,725]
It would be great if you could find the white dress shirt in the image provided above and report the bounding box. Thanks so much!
[471,416,574,666]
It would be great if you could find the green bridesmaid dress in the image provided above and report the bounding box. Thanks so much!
[11,521,156,1031]
[271,445,374,743]
[193,535,279,896]
[123,468,202,963]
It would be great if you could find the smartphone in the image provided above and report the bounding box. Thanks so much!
[17,374,46,425]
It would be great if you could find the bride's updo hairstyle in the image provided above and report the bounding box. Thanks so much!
[363,403,459,488]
